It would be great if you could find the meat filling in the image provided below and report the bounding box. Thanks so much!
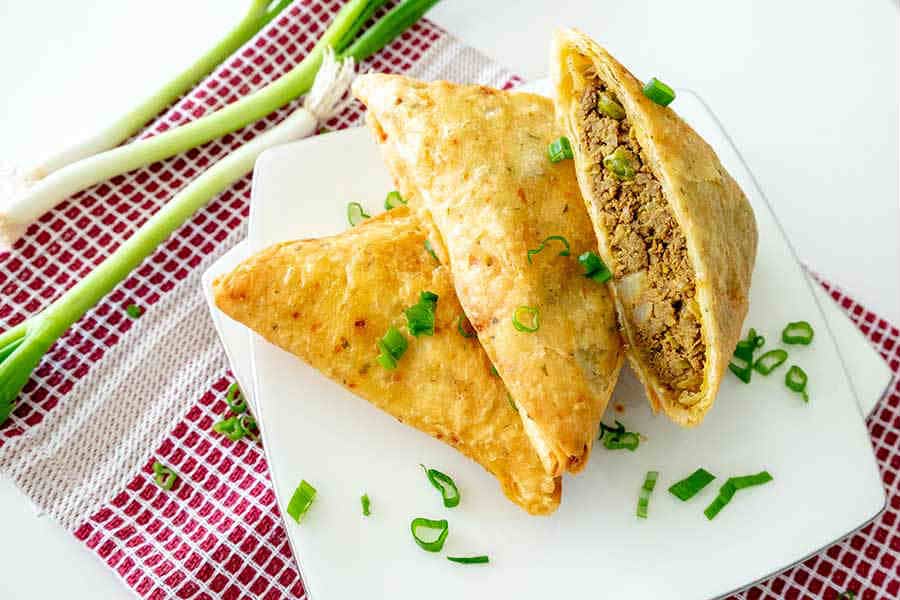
[578,82,705,393]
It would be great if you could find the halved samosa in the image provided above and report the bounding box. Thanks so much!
[353,75,624,476]
[213,208,560,515]
[552,29,757,426]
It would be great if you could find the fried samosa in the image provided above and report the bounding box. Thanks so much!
[213,208,560,515]
[552,29,757,426]
[353,75,624,476]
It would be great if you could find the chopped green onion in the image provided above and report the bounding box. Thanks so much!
[376,326,408,370]
[754,349,788,375]
[599,420,640,451]
[839,590,857,600]
[512,305,540,333]
[729,328,765,383]
[152,461,178,491]
[456,314,476,338]
[489,365,499,377]
[225,382,247,414]
[404,291,438,337]
[361,493,371,516]
[603,147,636,180]
[636,470,659,519]
[125,304,143,319]
[596,92,626,120]
[410,517,449,552]
[384,190,407,210]
[448,555,489,564]
[212,416,247,441]
[424,239,439,263]
[526,235,571,263]
[238,413,259,442]
[704,470,772,520]
[578,251,612,283]
[642,77,676,106]
[782,321,814,345]
[286,480,316,523]
[507,393,518,412]
[668,468,715,501]
[785,365,809,402]
[547,136,574,163]
[347,202,370,227]
[422,465,460,508]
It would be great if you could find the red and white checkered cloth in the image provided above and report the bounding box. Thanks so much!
[0,2,896,598]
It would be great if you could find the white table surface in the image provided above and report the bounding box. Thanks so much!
[0,1,896,598]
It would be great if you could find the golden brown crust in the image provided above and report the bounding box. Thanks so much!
[352,75,624,475]
[213,208,560,515]
[552,28,758,425]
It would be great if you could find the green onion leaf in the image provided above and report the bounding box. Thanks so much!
[384,190,407,210]
[603,146,637,180]
[286,480,316,523]
[376,326,408,370]
[456,314,476,338]
[704,470,772,520]
[668,468,715,501]
[512,305,540,333]
[424,239,440,263]
[125,304,143,319]
[361,493,371,517]
[347,202,370,227]
[152,461,178,491]
[729,328,765,383]
[422,465,460,508]
[636,470,659,519]
[782,321,814,345]
[410,517,449,552]
[599,420,640,451]
[527,235,571,264]
[753,349,788,375]
[785,365,809,402]
[596,92,626,120]
[405,291,438,337]
[547,136,574,163]
[642,77,676,106]
[578,251,612,283]
[448,555,489,564]
[225,382,247,414]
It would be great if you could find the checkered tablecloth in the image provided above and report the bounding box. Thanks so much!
[0,2,896,598]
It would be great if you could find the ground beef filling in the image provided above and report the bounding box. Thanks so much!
[578,82,705,393]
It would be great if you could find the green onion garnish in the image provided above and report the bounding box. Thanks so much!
[225,382,247,414]
[598,420,640,451]
[753,349,788,375]
[578,251,612,283]
[422,465,460,508]
[361,493,371,517]
[286,479,316,523]
[596,92,626,120]
[456,314,476,338]
[212,416,245,441]
[404,291,438,337]
[448,555,489,564]
[512,305,540,333]
[384,190,407,210]
[636,470,659,519]
[603,146,637,180]
[703,470,772,520]
[507,392,518,412]
[376,325,408,370]
[489,365,499,377]
[729,328,765,383]
[547,136,574,163]
[410,517,449,552]
[424,239,439,263]
[668,468,715,501]
[347,202,370,227]
[238,413,259,442]
[526,235,571,263]
[642,77,676,106]
[782,321,814,345]
[125,304,143,319]
[839,590,857,600]
[785,365,809,402]
[152,461,178,491]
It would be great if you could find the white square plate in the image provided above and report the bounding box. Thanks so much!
[203,89,888,599]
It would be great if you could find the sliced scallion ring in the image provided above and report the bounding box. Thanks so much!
[384,190,407,210]
[729,328,765,383]
[238,413,259,442]
[599,420,640,451]
[448,555,489,564]
[225,382,247,414]
[642,77,676,106]
[753,349,788,375]
[405,291,438,337]
[126,304,144,319]
[596,92,626,120]
[152,461,178,491]
[527,235,571,264]
[782,321,814,345]
[376,326,408,370]
[668,468,715,501]
[578,251,612,283]
[547,136,574,163]
[456,314,476,338]
[212,416,245,441]
[785,365,809,402]
[410,517,449,552]
[512,305,540,333]
[286,480,316,523]
[422,465,460,508]
[347,202,370,227]
[603,147,637,180]
[636,470,659,519]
